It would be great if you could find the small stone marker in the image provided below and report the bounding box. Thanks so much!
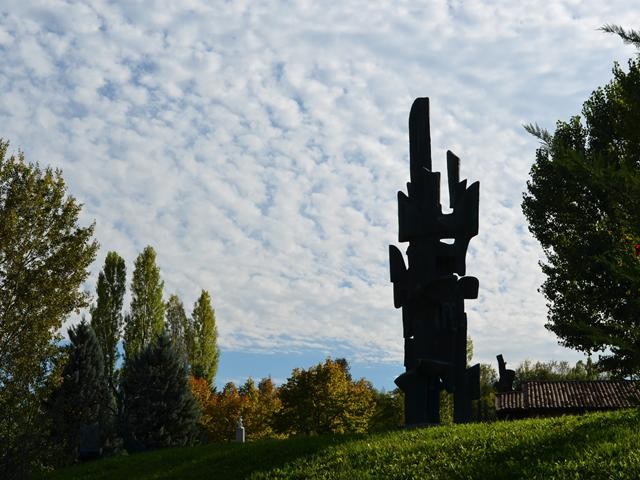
[235,416,245,443]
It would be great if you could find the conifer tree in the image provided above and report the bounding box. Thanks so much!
[91,251,126,387]
[166,294,193,365]
[190,290,220,383]
[123,246,165,359]
[120,333,200,450]
[49,321,111,464]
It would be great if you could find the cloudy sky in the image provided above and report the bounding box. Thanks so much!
[1,1,639,389]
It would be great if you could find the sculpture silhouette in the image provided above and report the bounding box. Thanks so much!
[495,354,515,392]
[390,98,480,425]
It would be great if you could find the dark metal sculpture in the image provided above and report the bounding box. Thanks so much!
[390,98,480,425]
[495,354,515,393]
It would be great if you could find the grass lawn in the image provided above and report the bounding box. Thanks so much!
[40,409,640,479]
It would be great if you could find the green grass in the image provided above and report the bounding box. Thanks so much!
[40,409,640,479]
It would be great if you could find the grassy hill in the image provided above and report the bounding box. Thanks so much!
[40,409,640,479]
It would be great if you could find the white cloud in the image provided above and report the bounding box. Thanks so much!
[1,0,639,372]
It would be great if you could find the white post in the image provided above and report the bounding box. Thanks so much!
[235,416,245,443]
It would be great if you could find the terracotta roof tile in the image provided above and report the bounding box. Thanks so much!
[495,380,640,412]
[495,390,524,411]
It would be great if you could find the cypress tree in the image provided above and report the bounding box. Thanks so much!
[120,333,200,451]
[123,246,165,359]
[191,290,220,384]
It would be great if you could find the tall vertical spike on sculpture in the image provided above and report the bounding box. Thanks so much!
[390,98,480,426]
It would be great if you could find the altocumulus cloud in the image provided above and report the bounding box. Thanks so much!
[1,1,639,381]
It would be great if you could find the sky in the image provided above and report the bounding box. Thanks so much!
[1,1,639,390]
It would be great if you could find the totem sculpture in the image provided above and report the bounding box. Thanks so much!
[390,98,480,425]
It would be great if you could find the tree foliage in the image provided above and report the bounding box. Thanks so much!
[601,24,640,48]
[190,290,219,383]
[276,358,376,436]
[166,294,193,366]
[522,36,640,376]
[190,376,282,443]
[513,358,603,389]
[91,251,126,387]
[476,363,498,422]
[192,380,244,443]
[0,140,98,477]
[120,333,200,451]
[48,321,112,465]
[370,388,403,431]
[123,246,165,359]
[239,377,282,441]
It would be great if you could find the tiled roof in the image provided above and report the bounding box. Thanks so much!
[495,390,524,411]
[495,380,640,412]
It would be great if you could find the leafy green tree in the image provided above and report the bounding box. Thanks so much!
[522,28,640,376]
[166,294,193,365]
[254,377,283,439]
[514,358,603,389]
[370,388,403,432]
[123,246,165,359]
[475,363,498,422]
[91,252,126,387]
[240,377,283,440]
[190,290,219,383]
[0,140,98,477]
[276,358,376,435]
[49,321,112,464]
[120,333,200,451]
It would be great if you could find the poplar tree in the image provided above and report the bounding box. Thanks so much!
[190,290,220,384]
[166,294,193,365]
[91,251,126,386]
[123,246,165,359]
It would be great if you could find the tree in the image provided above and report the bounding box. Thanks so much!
[276,358,376,436]
[190,290,219,384]
[0,140,98,477]
[48,321,111,465]
[240,377,283,441]
[190,376,282,443]
[91,251,126,387]
[123,246,165,359]
[192,381,245,443]
[475,363,498,422]
[120,333,200,451]
[513,358,603,389]
[369,388,403,432]
[166,294,193,365]
[522,29,640,376]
